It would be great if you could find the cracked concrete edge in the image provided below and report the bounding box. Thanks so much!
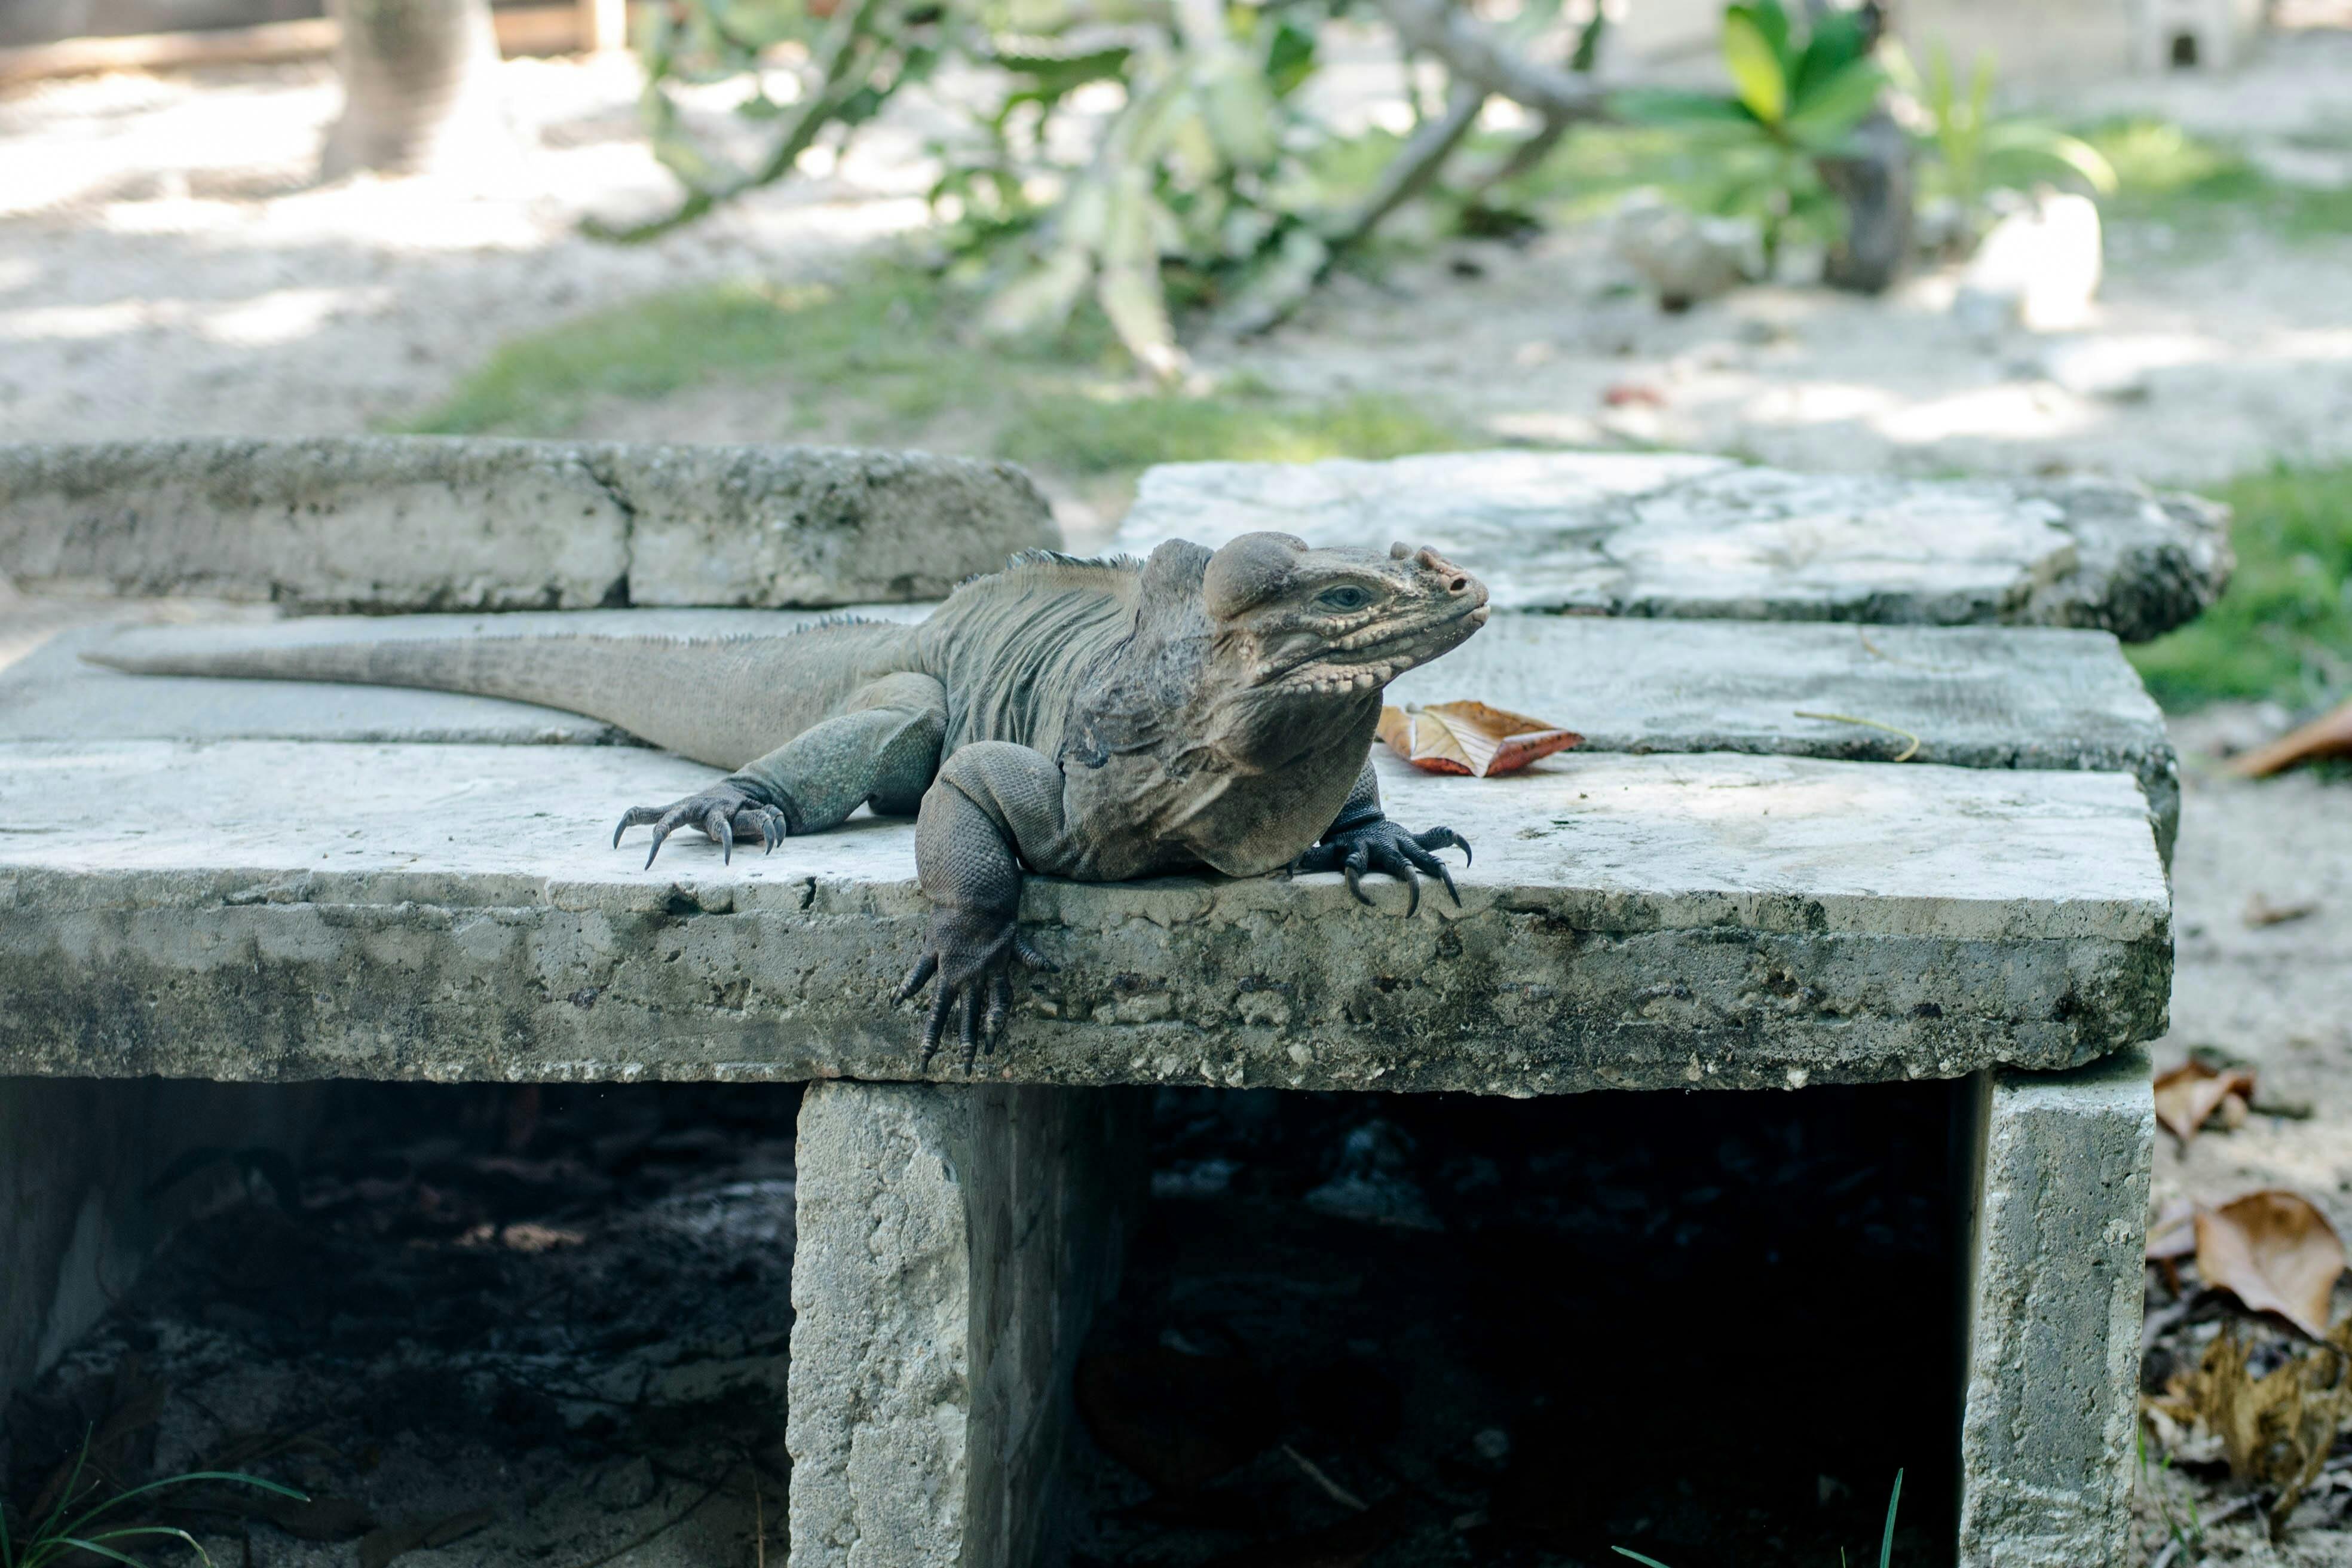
[0,891,2173,1091]
[786,1083,1146,1568]
[0,437,1056,611]
[2028,479,2235,645]
[1957,1046,2154,1568]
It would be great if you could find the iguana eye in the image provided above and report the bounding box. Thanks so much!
[1318,585,1372,611]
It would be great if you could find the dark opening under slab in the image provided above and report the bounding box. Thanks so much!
[1068,1083,1972,1568]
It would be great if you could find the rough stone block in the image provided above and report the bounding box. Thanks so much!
[1958,1047,2154,1567]
[787,1081,1145,1568]
[0,438,1055,611]
[1117,451,2230,641]
[0,741,2169,1091]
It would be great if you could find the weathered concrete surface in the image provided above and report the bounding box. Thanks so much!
[1118,451,2230,640]
[1958,1047,2153,1568]
[787,1082,1145,1568]
[1387,616,2179,860]
[0,438,1056,611]
[4,609,2177,855]
[1,1077,326,1412]
[0,740,2169,1092]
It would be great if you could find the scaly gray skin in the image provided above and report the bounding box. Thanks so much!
[90,532,1490,1068]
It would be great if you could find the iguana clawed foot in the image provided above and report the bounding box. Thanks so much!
[896,906,1057,1073]
[613,782,791,868]
[1288,822,1471,916]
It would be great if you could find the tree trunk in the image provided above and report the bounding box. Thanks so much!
[320,0,511,179]
[1818,111,1913,294]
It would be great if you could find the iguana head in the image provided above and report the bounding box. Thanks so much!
[1200,532,1489,695]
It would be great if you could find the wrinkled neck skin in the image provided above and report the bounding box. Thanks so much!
[1058,533,1488,877]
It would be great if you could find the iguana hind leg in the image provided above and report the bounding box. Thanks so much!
[895,740,1074,1072]
[616,672,947,866]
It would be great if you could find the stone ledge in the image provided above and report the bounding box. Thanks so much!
[2,610,2178,856]
[1117,451,2231,641]
[0,438,1056,611]
[0,742,2170,1092]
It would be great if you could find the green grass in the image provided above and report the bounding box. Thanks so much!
[2129,464,2352,712]
[2078,118,2352,241]
[401,265,1480,479]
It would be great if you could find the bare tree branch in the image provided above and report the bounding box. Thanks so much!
[1337,78,1487,244]
[1371,0,1610,122]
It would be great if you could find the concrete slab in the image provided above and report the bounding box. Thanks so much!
[0,739,2168,1092]
[0,438,1057,611]
[1117,451,2230,640]
[0,610,2178,856]
[1959,1048,2154,1567]
[788,1082,1145,1568]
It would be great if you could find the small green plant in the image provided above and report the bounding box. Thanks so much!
[2,1432,305,1568]
[1614,0,1889,267]
[1889,45,2115,236]
[2128,463,2352,712]
[1610,1468,1903,1567]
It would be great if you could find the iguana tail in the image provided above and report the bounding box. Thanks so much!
[86,614,920,770]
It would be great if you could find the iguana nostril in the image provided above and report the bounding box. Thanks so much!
[1448,577,1467,592]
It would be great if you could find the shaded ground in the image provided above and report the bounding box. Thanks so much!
[2,1085,803,1568]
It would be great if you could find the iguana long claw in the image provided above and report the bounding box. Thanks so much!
[614,783,791,868]
[903,909,1053,1073]
[1291,819,1470,913]
[895,953,939,1004]
[1416,825,1470,869]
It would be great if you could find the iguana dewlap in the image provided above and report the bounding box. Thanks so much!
[90,532,1490,1067]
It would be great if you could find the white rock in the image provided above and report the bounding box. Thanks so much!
[1611,194,1764,311]
[1954,193,2104,334]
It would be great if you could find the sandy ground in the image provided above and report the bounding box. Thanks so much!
[2,19,2351,1564]
[2,31,2351,484]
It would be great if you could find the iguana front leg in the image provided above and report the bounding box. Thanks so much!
[1287,760,1469,915]
[615,673,945,866]
[895,741,1076,1072]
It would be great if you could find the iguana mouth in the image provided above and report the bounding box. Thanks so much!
[1270,598,1490,694]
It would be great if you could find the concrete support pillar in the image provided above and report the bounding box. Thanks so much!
[786,1082,1147,1568]
[1957,1048,2153,1566]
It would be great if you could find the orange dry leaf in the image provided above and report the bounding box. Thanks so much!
[2229,697,2352,778]
[2194,1190,2347,1339]
[2154,1058,2258,1146]
[1377,702,1582,778]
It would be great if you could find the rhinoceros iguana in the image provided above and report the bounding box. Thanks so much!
[92,532,1490,1067]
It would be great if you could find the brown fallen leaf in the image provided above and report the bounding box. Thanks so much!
[2194,1190,2347,1339]
[2154,1059,2259,1146]
[1376,703,1582,779]
[2153,1318,2352,1537]
[358,1506,495,1568]
[2244,892,2321,927]
[2228,697,2352,778]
